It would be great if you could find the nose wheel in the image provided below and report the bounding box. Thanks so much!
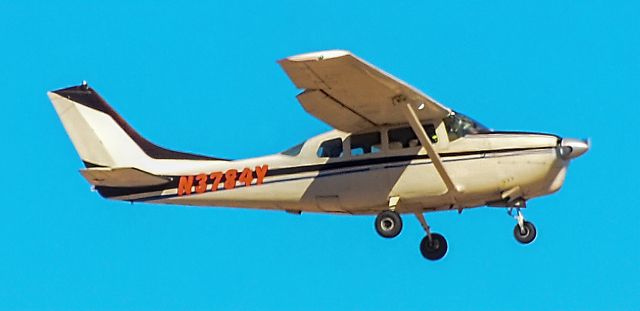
[509,207,537,244]
[514,221,536,244]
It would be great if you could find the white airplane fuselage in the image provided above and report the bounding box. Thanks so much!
[104,127,569,215]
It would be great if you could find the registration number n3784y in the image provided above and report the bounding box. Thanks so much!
[177,165,269,196]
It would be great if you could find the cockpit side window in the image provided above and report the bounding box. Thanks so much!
[444,113,490,141]
[281,142,304,156]
[350,132,381,156]
[388,124,437,150]
[317,138,343,158]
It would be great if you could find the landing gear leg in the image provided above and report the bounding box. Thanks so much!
[415,213,447,260]
[508,205,537,244]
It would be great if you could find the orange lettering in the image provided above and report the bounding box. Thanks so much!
[255,164,268,185]
[195,173,208,193]
[224,169,238,189]
[177,176,194,196]
[210,172,223,191]
[238,168,254,186]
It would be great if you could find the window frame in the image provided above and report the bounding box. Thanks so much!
[347,131,383,157]
[316,137,344,158]
[386,123,439,153]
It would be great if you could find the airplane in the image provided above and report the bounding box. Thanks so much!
[48,50,589,261]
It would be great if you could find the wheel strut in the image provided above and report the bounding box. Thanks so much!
[508,207,527,232]
[516,209,525,234]
[414,212,432,239]
[415,212,448,260]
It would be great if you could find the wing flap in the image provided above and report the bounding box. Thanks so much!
[297,90,375,131]
[79,167,171,187]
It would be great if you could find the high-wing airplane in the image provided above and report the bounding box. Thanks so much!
[48,50,589,260]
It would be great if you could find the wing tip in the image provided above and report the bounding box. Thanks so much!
[279,49,352,63]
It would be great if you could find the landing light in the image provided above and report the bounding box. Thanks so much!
[417,103,425,110]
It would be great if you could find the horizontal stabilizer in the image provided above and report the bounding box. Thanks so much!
[80,167,171,188]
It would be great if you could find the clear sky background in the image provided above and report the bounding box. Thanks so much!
[0,1,638,310]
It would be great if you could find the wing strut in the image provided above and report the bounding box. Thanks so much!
[396,96,460,195]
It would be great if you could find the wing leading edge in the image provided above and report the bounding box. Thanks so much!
[278,50,451,132]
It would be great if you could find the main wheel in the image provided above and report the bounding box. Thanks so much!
[513,221,537,244]
[420,233,448,260]
[374,210,402,238]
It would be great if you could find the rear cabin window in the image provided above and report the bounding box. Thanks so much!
[317,138,343,158]
[350,132,381,156]
[388,124,438,150]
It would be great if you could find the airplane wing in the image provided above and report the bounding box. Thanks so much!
[278,50,451,132]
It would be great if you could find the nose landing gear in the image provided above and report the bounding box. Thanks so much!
[514,221,537,244]
[509,206,537,244]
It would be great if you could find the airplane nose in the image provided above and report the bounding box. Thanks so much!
[559,138,590,160]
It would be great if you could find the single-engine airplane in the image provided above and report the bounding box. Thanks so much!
[49,50,589,260]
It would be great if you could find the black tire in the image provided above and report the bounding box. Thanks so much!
[513,221,537,244]
[374,210,403,238]
[420,233,448,260]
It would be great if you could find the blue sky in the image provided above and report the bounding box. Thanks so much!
[1,1,638,310]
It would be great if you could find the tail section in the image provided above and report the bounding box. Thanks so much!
[48,83,226,169]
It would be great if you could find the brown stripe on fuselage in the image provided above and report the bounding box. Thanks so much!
[92,145,556,199]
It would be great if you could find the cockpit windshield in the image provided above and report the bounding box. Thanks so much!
[280,142,304,156]
[444,112,491,141]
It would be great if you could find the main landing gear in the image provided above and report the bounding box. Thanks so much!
[373,201,538,260]
[374,210,403,238]
[415,212,447,260]
[373,210,448,261]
